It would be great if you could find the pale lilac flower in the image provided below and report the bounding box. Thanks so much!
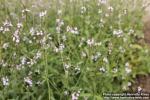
[98,0,107,5]
[91,52,101,62]
[113,29,123,37]
[1,76,9,86]
[71,91,80,100]
[137,86,142,93]
[24,77,33,87]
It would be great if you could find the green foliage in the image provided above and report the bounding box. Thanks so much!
[0,0,150,99]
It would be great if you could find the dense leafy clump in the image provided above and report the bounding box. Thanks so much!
[0,0,150,99]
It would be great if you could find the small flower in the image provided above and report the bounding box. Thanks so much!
[0,27,3,32]
[34,51,42,60]
[137,86,142,93]
[91,52,101,62]
[81,6,86,13]
[17,22,23,28]
[86,38,95,46]
[39,10,47,18]
[24,77,33,87]
[103,57,108,63]
[1,76,9,86]
[81,51,87,57]
[66,26,79,35]
[13,29,20,43]
[59,44,65,52]
[64,91,69,95]
[99,66,106,73]
[64,63,70,69]
[112,67,118,73]
[71,91,80,100]
[2,43,9,49]
[3,20,13,27]
[20,56,27,65]
[113,29,123,37]
[22,8,30,13]
[57,10,62,15]
[36,30,44,36]
[125,67,132,74]
[127,82,132,87]
[108,6,114,12]
[98,0,107,5]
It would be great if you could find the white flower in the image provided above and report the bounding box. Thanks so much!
[56,19,64,33]
[54,47,59,53]
[71,91,80,100]
[59,44,65,51]
[24,77,33,87]
[86,38,95,46]
[36,31,44,36]
[64,63,70,69]
[113,29,123,37]
[39,10,47,18]
[103,57,108,63]
[108,6,113,12]
[21,57,27,65]
[17,23,23,28]
[22,9,30,13]
[30,27,35,35]
[81,51,86,57]
[91,52,101,61]
[0,27,3,32]
[99,0,107,5]
[1,76,9,86]
[125,62,130,67]
[3,20,13,27]
[125,67,132,74]
[81,6,86,13]
[66,26,79,35]
[137,86,142,93]
[128,82,132,87]
[13,29,20,43]
[112,67,118,73]
[34,51,42,59]
[57,10,62,15]
[2,43,9,49]
[99,66,106,72]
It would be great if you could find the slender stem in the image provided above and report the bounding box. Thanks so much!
[44,48,51,100]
